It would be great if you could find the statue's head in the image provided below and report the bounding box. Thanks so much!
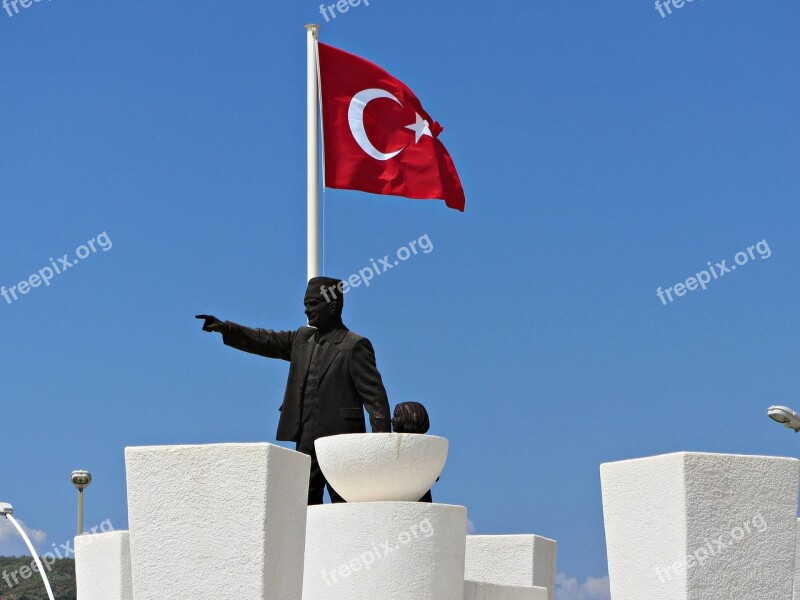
[304,276,344,330]
[392,402,430,434]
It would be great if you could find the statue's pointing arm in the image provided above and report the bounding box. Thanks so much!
[222,323,296,361]
[196,315,295,361]
[350,338,391,432]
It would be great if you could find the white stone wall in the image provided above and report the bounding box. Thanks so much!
[125,443,310,600]
[793,518,800,600]
[74,531,133,600]
[69,439,566,600]
[464,580,548,600]
[464,535,557,600]
[601,452,800,600]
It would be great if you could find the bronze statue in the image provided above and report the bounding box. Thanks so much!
[392,402,434,503]
[196,276,391,505]
[391,402,430,434]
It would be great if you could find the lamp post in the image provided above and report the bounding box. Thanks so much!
[767,405,800,433]
[71,470,92,535]
[1,502,56,600]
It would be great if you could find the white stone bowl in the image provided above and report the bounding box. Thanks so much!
[315,433,448,502]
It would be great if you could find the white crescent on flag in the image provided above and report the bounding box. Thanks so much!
[347,88,433,161]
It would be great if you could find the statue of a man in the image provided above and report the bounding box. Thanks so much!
[196,276,391,504]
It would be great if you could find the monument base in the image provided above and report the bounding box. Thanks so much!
[302,502,467,600]
[601,452,800,600]
[74,531,133,600]
[465,534,557,599]
[464,580,548,600]
[126,443,310,600]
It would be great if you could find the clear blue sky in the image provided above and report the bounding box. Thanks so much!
[1,1,798,598]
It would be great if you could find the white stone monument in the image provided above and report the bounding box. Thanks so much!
[601,452,800,600]
[74,530,133,600]
[303,501,467,600]
[464,535,557,600]
[74,434,557,600]
[793,518,800,600]
[125,443,310,600]
[302,433,466,600]
[464,580,548,600]
[314,432,448,502]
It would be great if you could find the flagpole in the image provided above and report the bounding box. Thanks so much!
[306,24,320,281]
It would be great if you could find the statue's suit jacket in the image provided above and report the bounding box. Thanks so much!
[221,323,391,442]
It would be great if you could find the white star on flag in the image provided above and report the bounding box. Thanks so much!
[405,113,433,144]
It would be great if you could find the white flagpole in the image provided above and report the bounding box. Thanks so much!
[305,24,320,281]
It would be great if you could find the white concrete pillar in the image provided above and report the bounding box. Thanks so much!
[125,443,310,600]
[464,580,548,600]
[793,518,800,600]
[601,452,800,600]
[464,535,556,600]
[302,502,467,600]
[74,531,133,600]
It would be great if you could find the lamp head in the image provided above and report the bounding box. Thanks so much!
[0,503,12,516]
[767,406,800,432]
[71,470,92,491]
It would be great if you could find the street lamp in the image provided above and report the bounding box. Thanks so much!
[1,502,55,600]
[71,470,92,535]
[767,405,800,432]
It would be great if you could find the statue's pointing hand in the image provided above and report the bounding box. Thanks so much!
[195,314,225,333]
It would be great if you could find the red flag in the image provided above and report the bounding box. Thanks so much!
[318,43,466,212]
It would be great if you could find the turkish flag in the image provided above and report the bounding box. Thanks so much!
[319,43,466,212]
